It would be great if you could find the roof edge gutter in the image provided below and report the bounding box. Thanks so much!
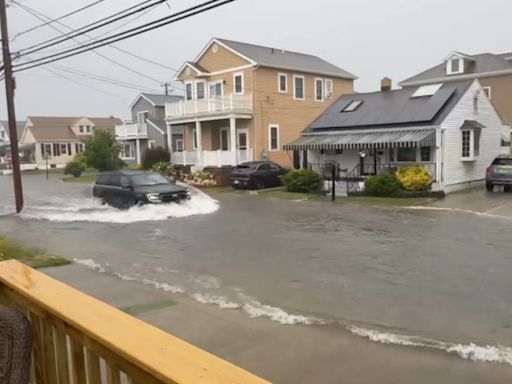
[399,68,512,87]
[302,126,440,136]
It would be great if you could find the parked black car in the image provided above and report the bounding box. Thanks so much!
[93,170,190,209]
[230,161,289,190]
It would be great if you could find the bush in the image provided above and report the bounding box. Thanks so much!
[187,170,217,186]
[364,173,401,196]
[74,152,86,165]
[280,169,322,192]
[135,163,144,170]
[151,161,172,174]
[82,130,123,171]
[64,161,86,178]
[115,158,127,169]
[396,165,433,191]
[141,146,170,170]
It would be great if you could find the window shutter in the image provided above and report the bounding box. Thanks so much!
[53,143,60,156]
[68,143,72,155]
[40,144,44,156]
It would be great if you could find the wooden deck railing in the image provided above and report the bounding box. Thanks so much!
[0,260,272,384]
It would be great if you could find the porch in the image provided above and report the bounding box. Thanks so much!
[115,122,148,139]
[171,149,253,167]
[165,94,252,120]
[0,260,271,384]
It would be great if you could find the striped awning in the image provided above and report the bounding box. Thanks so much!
[283,129,436,151]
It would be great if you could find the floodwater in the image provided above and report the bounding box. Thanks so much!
[1,174,512,365]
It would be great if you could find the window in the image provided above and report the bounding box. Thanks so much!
[137,112,148,124]
[196,82,205,99]
[389,148,395,162]
[44,144,52,156]
[473,96,479,114]
[461,130,471,158]
[315,78,324,101]
[79,125,92,133]
[269,163,281,170]
[132,173,170,186]
[233,73,243,94]
[85,125,92,133]
[450,59,460,73]
[121,143,134,159]
[397,147,416,162]
[96,174,110,185]
[176,139,183,152]
[79,125,84,133]
[220,128,229,150]
[185,82,193,100]
[53,143,61,156]
[342,100,363,112]
[412,83,444,98]
[278,73,287,93]
[148,140,156,149]
[420,147,431,162]
[60,143,68,156]
[483,86,491,100]
[293,75,305,100]
[109,174,121,187]
[75,143,84,153]
[325,79,333,98]
[269,124,279,151]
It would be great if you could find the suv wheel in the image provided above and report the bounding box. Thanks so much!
[253,179,265,190]
[486,182,494,192]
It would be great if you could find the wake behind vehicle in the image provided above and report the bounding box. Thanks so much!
[486,156,512,192]
[93,170,190,209]
[230,161,289,190]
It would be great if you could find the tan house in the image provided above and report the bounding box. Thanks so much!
[399,51,512,147]
[167,38,357,169]
[19,116,122,168]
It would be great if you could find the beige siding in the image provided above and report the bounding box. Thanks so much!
[253,67,354,167]
[197,44,250,73]
[35,141,81,166]
[70,117,94,136]
[22,127,36,144]
[479,74,512,123]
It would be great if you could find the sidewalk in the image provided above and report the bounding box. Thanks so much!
[43,264,511,384]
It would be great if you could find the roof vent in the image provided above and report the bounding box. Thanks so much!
[412,83,444,98]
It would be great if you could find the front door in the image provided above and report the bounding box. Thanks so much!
[209,83,222,111]
[237,129,249,163]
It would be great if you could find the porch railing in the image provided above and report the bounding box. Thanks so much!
[115,123,147,138]
[165,94,253,118]
[171,149,253,167]
[0,260,272,384]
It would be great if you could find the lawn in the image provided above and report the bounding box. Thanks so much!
[62,175,98,183]
[0,237,70,269]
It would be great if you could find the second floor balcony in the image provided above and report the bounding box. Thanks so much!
[166,94,253,120]
[115,123,148,139]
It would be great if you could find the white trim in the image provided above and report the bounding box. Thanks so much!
[146,119,165,134]
[399,68,512,87]
[184,81,193,100]
[128,94,156,110]
[325,79,333,98]
[447,58,464,75]
[165,113,253,125]
[443,51,476,62]
[209,65,254,76]
[233,72,244,94]
[261,64,357,80]
[219,127,229,150]
[237,128,249,151]
[175,139,184,152]
[208,80,224,97]
[136,110,149,124]
[483,86,491,100]
[293,74,305,101]
[278,72,288,93]
[193,38,257,67]
[315,77,324,102]
[172,62,206,81]
[195,79,207,99]
[120,142,135,160]
[268,124,280,151]
[148,140,156,149]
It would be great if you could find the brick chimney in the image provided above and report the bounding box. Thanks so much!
[381,77,392,91]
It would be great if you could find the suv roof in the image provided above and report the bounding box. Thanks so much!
[99,170,152,175]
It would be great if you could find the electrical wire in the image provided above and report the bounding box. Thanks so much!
[13,0,235,71]
[11,0,105,41]
[13,2,164,84]
[15,0,161,55]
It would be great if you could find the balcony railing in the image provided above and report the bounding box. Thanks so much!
[0,260,272,384]
[171,149,253,167]
[115,123,147,138]
[166,94,253,119]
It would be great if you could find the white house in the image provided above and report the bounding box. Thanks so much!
[284,78,507,194]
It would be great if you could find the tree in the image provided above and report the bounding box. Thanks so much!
[82,129,123,171]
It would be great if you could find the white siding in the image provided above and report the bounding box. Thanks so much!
[307,149,360,172]
[441,79,502,190]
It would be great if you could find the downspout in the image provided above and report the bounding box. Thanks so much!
[252,65,259,160]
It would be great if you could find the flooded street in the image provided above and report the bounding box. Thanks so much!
[1,174,512,365]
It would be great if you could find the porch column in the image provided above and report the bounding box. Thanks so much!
[136,139,141,164]
[229,116,236,165]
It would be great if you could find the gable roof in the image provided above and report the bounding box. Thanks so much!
[302,80,473,134]
[26,116,122,141]
[130,93,184,109]
[400,52,512,86]
[0,120,26,140]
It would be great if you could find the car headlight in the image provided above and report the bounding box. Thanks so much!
[146,193,161,203]
[186,189,191,196]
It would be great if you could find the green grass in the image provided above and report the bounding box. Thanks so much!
[119,299,176,316]
[0,237,70,269]
[62,175,98,183]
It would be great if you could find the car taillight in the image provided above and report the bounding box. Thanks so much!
[486,167,491,174]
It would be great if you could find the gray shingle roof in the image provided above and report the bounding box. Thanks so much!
[400,53,512,85]
[141,93,184,107]
[216,38,357,79]
[302,80,473,133]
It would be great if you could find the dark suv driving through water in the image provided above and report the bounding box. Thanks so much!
[93,170,190,209]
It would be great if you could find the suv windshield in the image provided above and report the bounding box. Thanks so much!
[492,158,512,166]
[131,173,170,186]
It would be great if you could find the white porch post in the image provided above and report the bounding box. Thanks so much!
[167,123,173,160]
[229,116,236,165]
[196,120,202,167]
[136,139,141,164]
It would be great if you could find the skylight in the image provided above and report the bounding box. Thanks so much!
[342,100,363,112]
[412,83,444,98]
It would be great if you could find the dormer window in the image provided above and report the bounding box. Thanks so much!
[447,58,463,75]
[451,59,460,73]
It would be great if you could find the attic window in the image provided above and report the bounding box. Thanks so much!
[342,100,362,112]
[447,58,463,75]
[412,83,443,98]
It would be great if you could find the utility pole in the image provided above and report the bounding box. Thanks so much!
[161,82,170,95]
[0,0,23,213]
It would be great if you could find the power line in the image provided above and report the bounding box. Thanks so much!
[11,0,105,41]
[15,0,161,55]
[13,0,235,71]
[13,1,164,84]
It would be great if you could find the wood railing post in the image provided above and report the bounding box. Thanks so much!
[85,349,102,384]
[40,320,58,384]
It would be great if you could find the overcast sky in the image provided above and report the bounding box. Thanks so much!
[1,0,510,120]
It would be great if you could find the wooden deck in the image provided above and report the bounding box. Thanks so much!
[0,260,272,384]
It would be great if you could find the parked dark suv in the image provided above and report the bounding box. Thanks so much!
[93,170,190,209]
[229,161,289,190]
[486,156,512,192]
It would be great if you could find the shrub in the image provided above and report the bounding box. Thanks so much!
[63,161,86,178]
[135,163,144,170]
[396,165,433,191]
[186,170,218,186]
[280,169,322,192]
[82,130,122,171]
[115,158,127,169]
[141,146,170,170]
[74,152,86,165]
[151,161,172,174]
[364,173,401,196]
